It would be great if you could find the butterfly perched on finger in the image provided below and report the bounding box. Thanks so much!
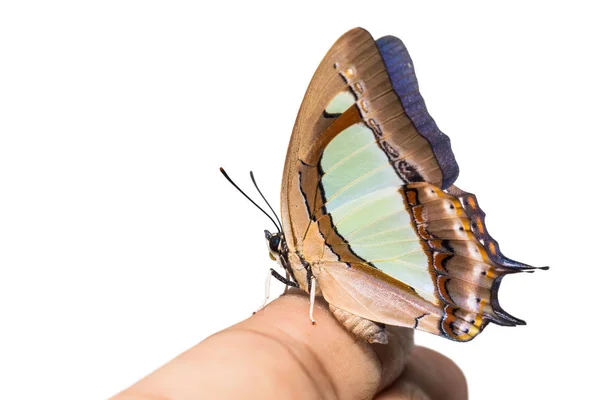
[222,27,546,344]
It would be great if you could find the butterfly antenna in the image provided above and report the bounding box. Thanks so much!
[220,167,281,233]
[250,171,283,233]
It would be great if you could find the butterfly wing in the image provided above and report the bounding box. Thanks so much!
[282,28,458,251]
[281,28,537,341]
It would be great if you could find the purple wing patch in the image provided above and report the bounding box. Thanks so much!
[376,35,459,189]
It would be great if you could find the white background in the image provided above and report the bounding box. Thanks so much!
[1,1,598,399]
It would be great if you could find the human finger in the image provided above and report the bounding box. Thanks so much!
[376,346,468,400]
[113,289,415,399]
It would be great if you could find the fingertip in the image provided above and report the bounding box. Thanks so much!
[413,347,467,391]
[240,292,414,399]
[372,326,415,391]
[394,346,468,400]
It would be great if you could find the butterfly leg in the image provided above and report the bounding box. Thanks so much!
[255,268,273,312]
[256,268,299,313]
[283,271,291,294]
[309,275,317,325]
[270,268,299,288]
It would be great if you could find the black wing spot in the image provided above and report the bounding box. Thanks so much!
[414,313,428,328]
[323,110,342,119]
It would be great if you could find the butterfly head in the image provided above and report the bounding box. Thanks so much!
[264,230,284,261]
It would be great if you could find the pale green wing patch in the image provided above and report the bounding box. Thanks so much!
[320,176,435,301]
[321,122,404,212]
[317,121,437,304]
[329,187,404,235]
[324,90,355,116]
[321,122,374,172]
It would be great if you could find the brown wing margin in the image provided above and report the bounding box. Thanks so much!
[402,183,546,340]
[445,185,548,325]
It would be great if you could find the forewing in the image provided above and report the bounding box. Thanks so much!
[281,28,458,252]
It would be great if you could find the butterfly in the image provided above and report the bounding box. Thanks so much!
[223,27,545,344]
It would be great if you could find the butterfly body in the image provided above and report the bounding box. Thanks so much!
[255,28,542,343]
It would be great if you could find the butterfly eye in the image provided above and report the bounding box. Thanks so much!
[269,235,281,253]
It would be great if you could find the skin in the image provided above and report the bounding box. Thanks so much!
[113,290,468,400]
